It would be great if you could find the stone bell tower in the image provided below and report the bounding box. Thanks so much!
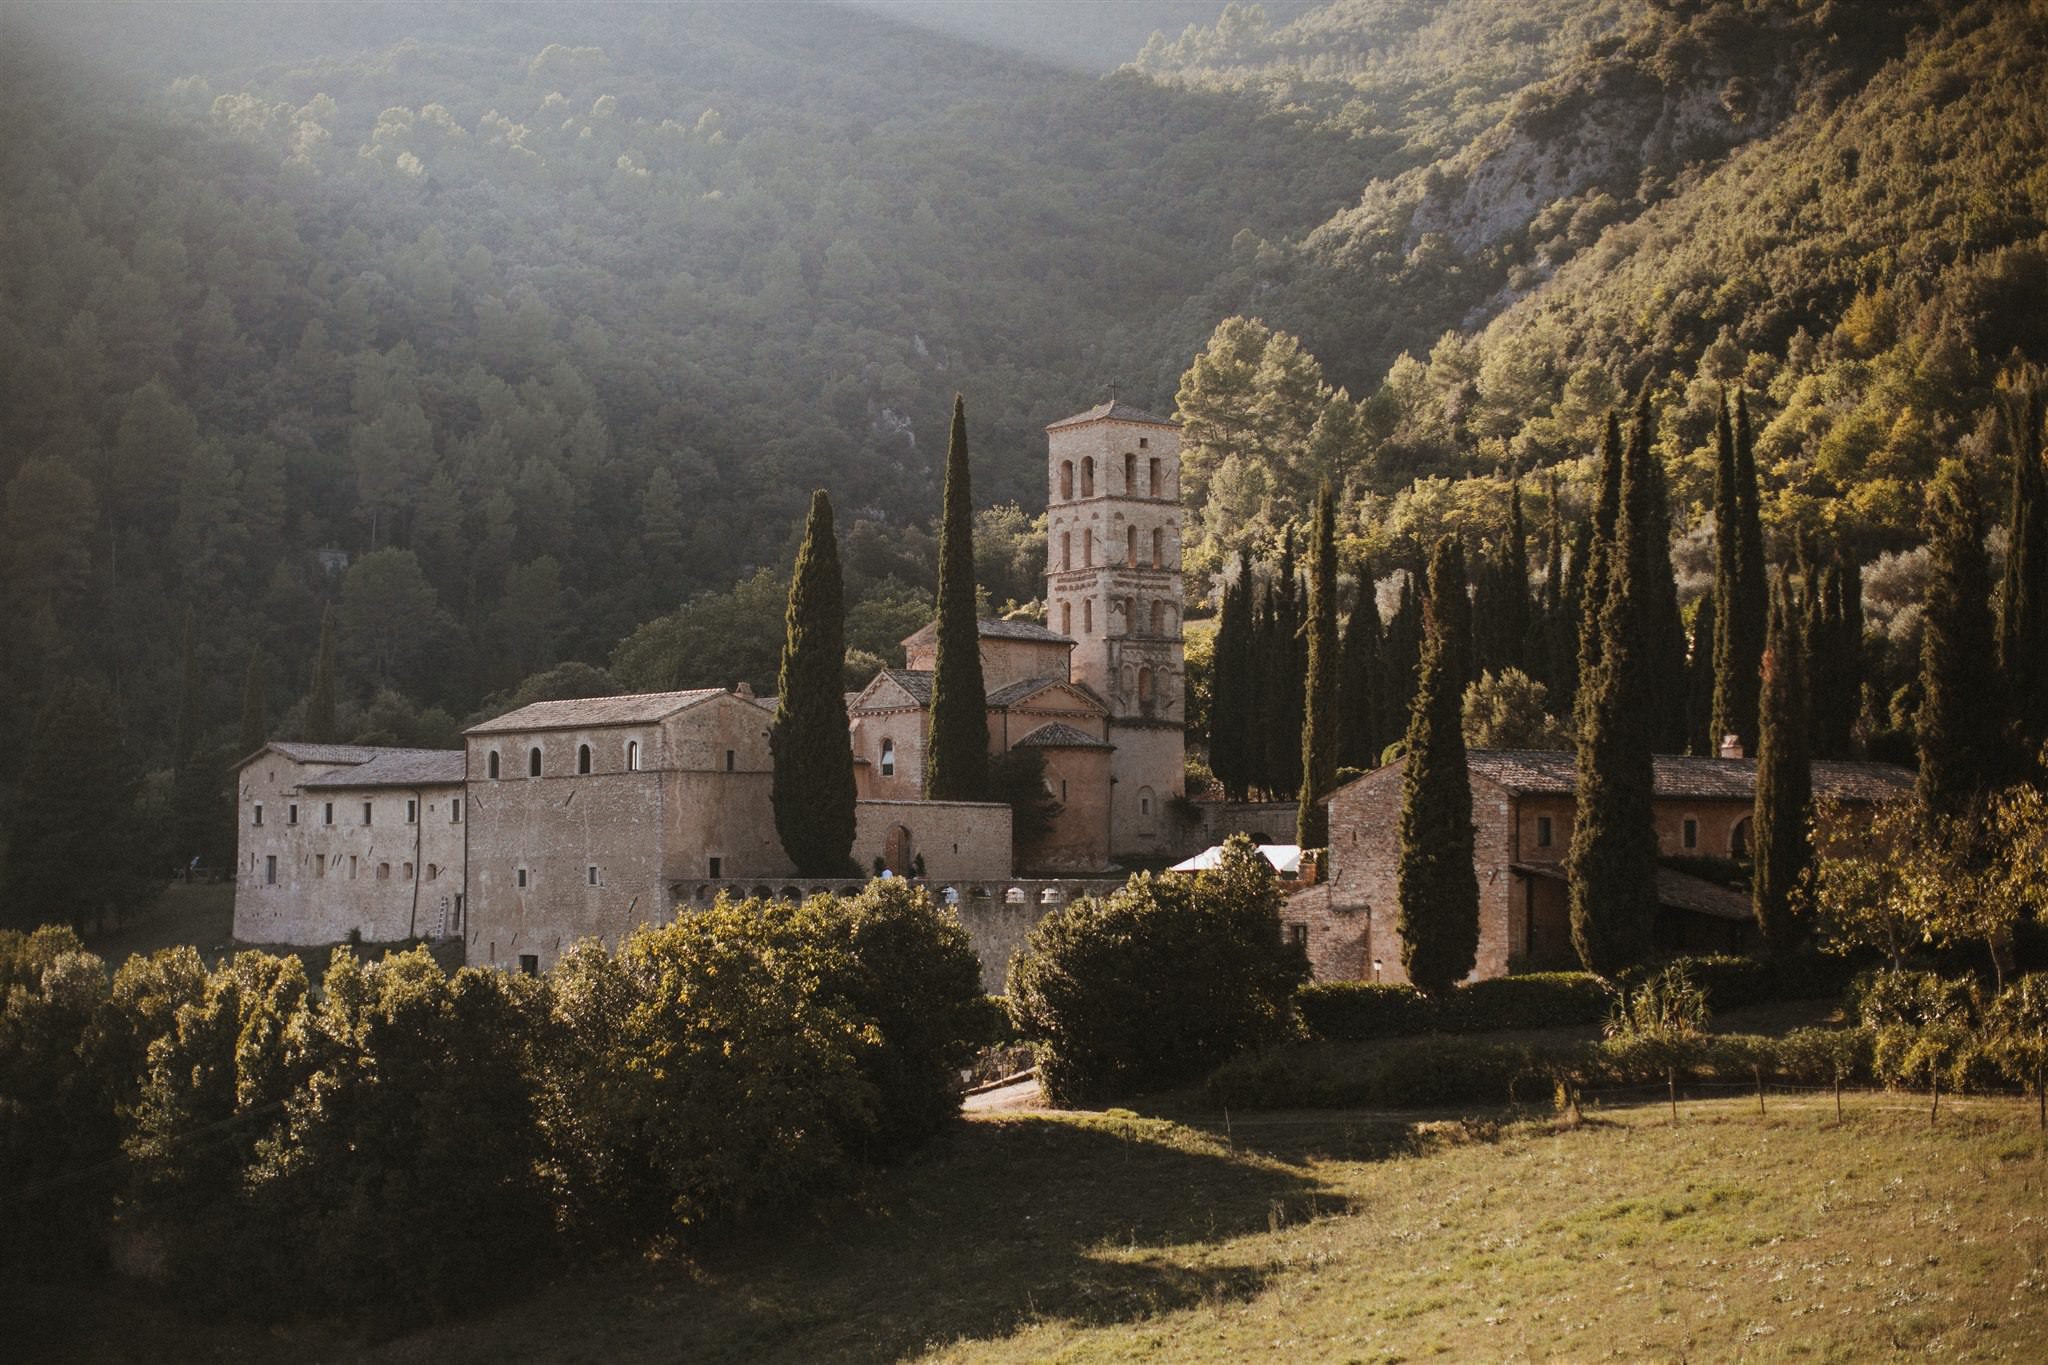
[1044,400,1185,858]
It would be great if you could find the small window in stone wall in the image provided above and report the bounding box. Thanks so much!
[324,802,334,826]
[587,865,599,886]
[349,855,358,879]
[1682,817,1699,850]
[362,801,373,826]
[517,867,529,889]
[377,862,390,881]
[403,862,414,881]
[253,803,264,826]
[488,750,500,779]
[406,799,417,824]
[265,855,277,886]
[288,803,298,825]
[1536,815,1553,848]
[709,856,722,878]
[725,749,735,772]
[518,954,538,977]
[627,740,640,770]
[1288,923,1308,949]
[578,744,592,774]
[529,747,542,777]
[451,798,462,823]
[880,739,896,777]
[426,863,438,881]
[316,854,326,876]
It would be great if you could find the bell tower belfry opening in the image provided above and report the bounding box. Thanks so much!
[1044,400,1186,857]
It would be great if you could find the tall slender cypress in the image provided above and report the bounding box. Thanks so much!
[1265,531,1305,801]
[1396,536,1479,995]
[771,490,858,875]
[239,648,267,758]
[1337,560,1382,771]
[1916,460,2005,817]
[1299,484,1339,848]
[1211,547,1255,801]
[1504,478,1532,672]
[1568,398,1663,976]
[1380,571,1423,752]
[1731,389,1769,754]
[1574,411,1625,733]
[1686,594,1717,755]
[1638,404,1689,754]
[1753,574,1812,957]
[926,396,988,801]
[1999,388,2048,756]
[306,605,338,743]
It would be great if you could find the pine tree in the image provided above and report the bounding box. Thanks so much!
[1210,547,1256,801]
[1999,388,2048,756]
[1299,484,1339,848]
[1336,559,1382,771]
[771,490,858,875]
[1568,400,1663,977]
[239,648,267,758]
[1917,460,2006,817]
[1753,574,1812,957]
[306,605,338,743]
[1396,536,1479,996]
[925,395,988,801]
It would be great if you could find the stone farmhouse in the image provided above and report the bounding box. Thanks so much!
[1285,749,1915,985]
[233,401,1192,977]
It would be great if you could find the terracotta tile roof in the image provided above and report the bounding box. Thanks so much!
[986,675,1100,709]
[301,750,465,789]
[1014,722,1113,750]
[900,617,1074,648]
[871,669,933,707]
[1468,749,1913,802]
[1045,401,1179,430]
[466,688,726,735]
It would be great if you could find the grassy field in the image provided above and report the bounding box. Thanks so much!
[40,1091,2048,1364]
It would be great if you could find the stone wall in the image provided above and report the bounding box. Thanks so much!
[233,758,466,946]
[852,799,1012,881]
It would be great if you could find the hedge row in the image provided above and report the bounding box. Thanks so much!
[1296,954,1860,1043]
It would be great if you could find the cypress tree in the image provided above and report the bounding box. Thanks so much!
[1380,570,1423,755]
[1568,399,1663,977]
[1999,388,2048,755]
[1753,574,1812,957]
[925,395,989,801]
[1708,392,1745,752]
[1210,547,1256,802]
[1916,460,2005,817]
[1638,404,1689,754]
[306,606,338,743]
[1538,478,1569,699]
[1554,518,1591,719]
[239,648,267,758]
[771,490,858,875]
[1397,536,1479,996]
[1686,593,1717,755]
[1337,560,1382,771]
[1727,389,1769,755]
[1574,411,1625,732]
[1274,531,1306,801]
[1299,484,1339,848]
[1504,478,1532,672]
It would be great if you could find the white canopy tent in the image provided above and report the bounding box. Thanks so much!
[1167,843,1303,877]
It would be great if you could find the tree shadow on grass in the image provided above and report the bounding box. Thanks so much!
[361,1112,1353,1365]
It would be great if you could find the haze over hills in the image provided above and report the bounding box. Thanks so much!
[1,0,2044,860]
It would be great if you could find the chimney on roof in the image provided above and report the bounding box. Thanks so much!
[734,681,755,698]
[1719,733,1745,760]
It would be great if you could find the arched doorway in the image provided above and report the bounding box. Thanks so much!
[884,823,914,875]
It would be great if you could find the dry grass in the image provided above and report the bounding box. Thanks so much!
[36,1091,2048,1364]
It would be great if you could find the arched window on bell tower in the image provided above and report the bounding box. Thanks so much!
[1081,458,1095,497]
[1125,525,1137,568]
[1060,461,1074,500]
[1124,451,1136,491]
[1151,527,1163,568]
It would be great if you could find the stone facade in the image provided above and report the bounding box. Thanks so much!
[1298,749,1916,984]
[232,744,467,946]
[853,798,1012,880]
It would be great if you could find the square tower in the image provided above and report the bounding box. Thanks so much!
[1044,401,1185,857]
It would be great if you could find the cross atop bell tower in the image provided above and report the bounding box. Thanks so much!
[1043,398,1185,856]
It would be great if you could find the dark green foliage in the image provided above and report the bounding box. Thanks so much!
[1710,390,1768,758]
[771,491,857,876]
[795,879,991,1159]
[1640,427,1689,755]
[1805,554,1862,760]
[305,606,338,744]
[1569,396,1663,977]
[1378,572,1424,759]
[1619,955,1777,1013]
[1685,593,1717,755]
[925,397,988,802]
[1916,460,2006,816]
[1210,546,1258,801]
[1336,559,1384,771]
[1574,412,1625,732]
[1999,387,2048,755]
[237,649,266,759]
[3,682,145,931]
[1396,536,1479,996]
[987,746,1063,863]
[1296,972,1611,1041]
[1754,576,1813,957]
[173,608,201,769]
[1006,836,1309,1106]
[1298,483,1339,848]
[1262,532,1307,800]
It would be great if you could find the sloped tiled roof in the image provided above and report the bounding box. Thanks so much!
[901,617,1074,648]
[1045,401,1179,430]
[986,675,1100,709]
[1015,722,1114,750]
[467,688,726,735]
[857,669,932,708]
[1514,862,1755,922]
[302,750,465,789]
[1466,750,1912,803]
[258,743,384,766]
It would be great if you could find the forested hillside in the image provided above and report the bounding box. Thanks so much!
[3,0,2045,890]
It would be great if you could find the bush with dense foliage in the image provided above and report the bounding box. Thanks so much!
[0,885,990,1320]
[1006,836,1309,1106]
[1297,972,1610,1041]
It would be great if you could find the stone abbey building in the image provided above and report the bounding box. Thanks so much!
[233,402,1189,976]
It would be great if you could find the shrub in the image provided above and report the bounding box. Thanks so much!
[1296,981,1431,1040]
[1619,954,1772,1011]
[1445,973,1612,1030]
[1207,1037,1552,1111]
[1008,835,1308,1106]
